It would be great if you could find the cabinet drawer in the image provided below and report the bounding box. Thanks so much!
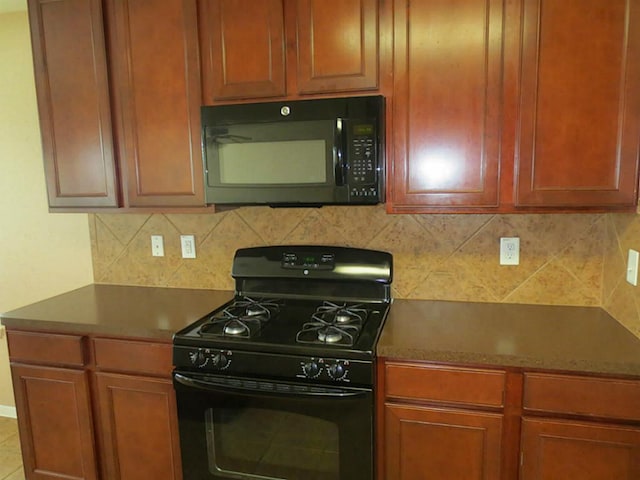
[523,373,640,422]
[384,362,505,408]
[94,338,172,377]
[7,330,86,367]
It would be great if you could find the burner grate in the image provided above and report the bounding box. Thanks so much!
[295,301,369,347]
[198,296,281,338]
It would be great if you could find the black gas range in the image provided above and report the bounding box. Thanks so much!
[172,245,392,480]
[173,245,392,386]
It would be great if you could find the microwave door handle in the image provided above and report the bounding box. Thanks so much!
[334,118,347,186]
[174,372,368,399]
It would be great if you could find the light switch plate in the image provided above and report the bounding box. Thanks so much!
[626,249,638,286]
[180,235,196,259]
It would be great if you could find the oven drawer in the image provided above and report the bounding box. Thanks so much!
[94,338,172,377]
[384,362,506,408]
[7,330,86,367]
[523,372,640,421]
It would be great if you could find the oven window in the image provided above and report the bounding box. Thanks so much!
[206,407,339,480]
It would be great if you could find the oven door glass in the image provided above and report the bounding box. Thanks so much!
[174,372,373,480]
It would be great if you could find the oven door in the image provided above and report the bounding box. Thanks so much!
[174,371,373,480]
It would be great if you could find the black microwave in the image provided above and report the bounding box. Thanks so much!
[201,95,384,206]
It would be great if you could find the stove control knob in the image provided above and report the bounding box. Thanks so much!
[212,352,230,370]
[328,362,347,380]
[302,361,320,378]
[189,348,208,368]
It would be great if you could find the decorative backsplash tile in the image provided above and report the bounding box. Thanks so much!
[89,206,607,308]
[602,214,640,338]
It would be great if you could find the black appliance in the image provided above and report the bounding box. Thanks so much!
[173,245,393,480]
[201,95,384,206]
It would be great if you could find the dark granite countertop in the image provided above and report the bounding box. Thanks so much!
[0,284,233,341]
[3,286,640,377]
[379,299,640,377]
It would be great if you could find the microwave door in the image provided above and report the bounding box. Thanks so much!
[204,120,340,205]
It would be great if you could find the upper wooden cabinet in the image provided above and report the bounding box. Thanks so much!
[28,0,119,208]
[105,0,204,208]
[28,0,205,209]
[199,0,380,102]
[387,0,640,213]
[388,0,505,212]
[515,0,640,208]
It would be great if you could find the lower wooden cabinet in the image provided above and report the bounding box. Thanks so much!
[520,372,640,480]
[380,361,640,480]
[520,418,640,480]
[384,403,503,479]
[94,372,182,480]
[7,330,181,480]
[380,361,507,480]
[11,364,98,480]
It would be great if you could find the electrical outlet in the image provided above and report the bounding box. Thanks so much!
[627,249,639,286]
[181,235,196,259]
[151,235,164,257]
[500,237,520,265]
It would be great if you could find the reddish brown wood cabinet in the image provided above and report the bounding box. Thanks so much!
[520,373,640,480]
[380,361,507,479]
[8,331,99,480]
[520,418,640,480]
[106,0,204,207]
[27,0,118,208]
[7,330,182,480]
[387,0,640,213]
[388,0,506,211]
[379,362,640,480]
[515,0,640,209]
[199,0,380,102]
[28,0,205,209]
[92,338,181,480]
[94,373,182,480]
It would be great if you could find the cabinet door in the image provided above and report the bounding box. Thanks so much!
[521,418,640,480]
[11,364,98,480]
[94,372,182,480]
[28,0,118,208]
[388,0,505,212]
[515,0,640,208]
[294,0,379,94]
[107,0,204,207]
[200,0,286,101]
[384,403,503,480]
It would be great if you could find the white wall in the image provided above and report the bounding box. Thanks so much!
[0,10,94,413]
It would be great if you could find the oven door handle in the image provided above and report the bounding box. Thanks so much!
[174,373,370,399]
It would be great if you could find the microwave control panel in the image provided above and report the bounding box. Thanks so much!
[348,123,378,199]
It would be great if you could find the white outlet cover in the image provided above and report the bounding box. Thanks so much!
[627,249,639,286]
[151,235,164,257]
[500,237,520,266]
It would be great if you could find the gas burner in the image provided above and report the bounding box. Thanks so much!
[314,301,368,326]
[318,328,345,344]
[296,302,369,347]
[198,296,281,338]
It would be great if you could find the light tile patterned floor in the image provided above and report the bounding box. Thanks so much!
[0,417,23,480]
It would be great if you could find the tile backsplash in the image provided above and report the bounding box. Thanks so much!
[602,213,640,338]
[89,206,608,307]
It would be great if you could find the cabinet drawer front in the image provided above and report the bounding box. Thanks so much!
[94,338,172,377]
[523,373,640,421]
[385,362,505,408]
[7,330,85,367]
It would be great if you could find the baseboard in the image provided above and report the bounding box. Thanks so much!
[0,405,17,418]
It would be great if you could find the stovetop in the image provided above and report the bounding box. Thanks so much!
[172,245,392,386]
[173,296,389,359]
